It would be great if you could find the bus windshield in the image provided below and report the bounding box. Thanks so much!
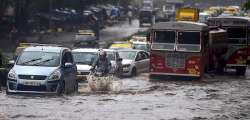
[152,31,175,50]
[140,11,152,18]
[177,31,201,52]
[178,32,200,44]
[227,27,247,44]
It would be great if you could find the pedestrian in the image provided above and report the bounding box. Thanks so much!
[89,14,100,40]
[127,10,133,25]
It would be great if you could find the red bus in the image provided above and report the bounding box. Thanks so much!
[149,21,209,78]
[207,17,250,75]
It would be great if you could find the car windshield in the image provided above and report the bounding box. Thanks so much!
[133,44,149,51]
[17,51,60,67]
[72,52,97,65]
[118,51,137,60]
[75,34,96,41]
[106,51,115,61]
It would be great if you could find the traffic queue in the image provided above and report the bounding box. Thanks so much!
[2,5,250,95]
[148,7,250,79]
[3,28,150,94]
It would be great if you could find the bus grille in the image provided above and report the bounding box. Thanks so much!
[166,53,186,68]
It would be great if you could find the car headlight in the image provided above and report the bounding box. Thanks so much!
[123,64,131,68]
[48,70,61,81]
[8,69,17,80]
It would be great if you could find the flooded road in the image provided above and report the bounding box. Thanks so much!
[1,20,250,120]
[1,73,250,120]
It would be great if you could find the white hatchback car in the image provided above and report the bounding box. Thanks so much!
[72,49,98,81]
[118,49,150,76]
[72,48,123,81]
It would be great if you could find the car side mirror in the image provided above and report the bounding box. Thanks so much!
[135,57,140,61]
[7,60,15,68]
[64,63,73,68]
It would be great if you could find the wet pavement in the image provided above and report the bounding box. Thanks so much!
[30,20,144,48]
[1,73,250,120]
[1,20,250,120]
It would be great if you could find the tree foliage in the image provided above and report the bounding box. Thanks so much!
[243,0,250,10]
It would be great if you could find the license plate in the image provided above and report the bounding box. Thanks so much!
[23,81,41,86]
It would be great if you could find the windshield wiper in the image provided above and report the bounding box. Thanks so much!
[77,61,90,65]
[21,58,42,65]
[33,58,54,66]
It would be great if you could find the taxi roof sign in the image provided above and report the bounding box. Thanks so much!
[176,8,199,22]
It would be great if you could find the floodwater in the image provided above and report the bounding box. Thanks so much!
[1,20,250,120]
[1,73,250,120]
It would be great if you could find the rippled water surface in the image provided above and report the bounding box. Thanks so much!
[1,73,250,120]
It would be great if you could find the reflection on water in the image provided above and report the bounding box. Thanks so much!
[0,74,250,120]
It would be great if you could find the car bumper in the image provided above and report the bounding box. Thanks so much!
[76,75,88,81]
[122,68,132,76]
[77,71,90,81]
[7,79,60,94]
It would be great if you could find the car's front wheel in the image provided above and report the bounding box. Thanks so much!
[56,81,65,96]
[74,81,78,93]
[5,82,12,95]
[131,67,137,77]
[6,89,10,95]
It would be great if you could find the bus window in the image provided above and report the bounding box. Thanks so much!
[152,31,176,50]
[178,32,200,44]
[155,31,175,43]
[177,31,201,52]
[227,28,247,44]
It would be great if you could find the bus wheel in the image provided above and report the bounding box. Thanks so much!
[236,67,246,76]
[149,74,159,80]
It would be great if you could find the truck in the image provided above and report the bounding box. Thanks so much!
[158,0,184,22]
[176,8,199,22]
[139,7,155,27]
[142,0,153,9]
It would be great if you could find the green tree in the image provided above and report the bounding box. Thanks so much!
[243,0,250,10]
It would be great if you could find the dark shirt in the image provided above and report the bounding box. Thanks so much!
[92,57,111,75]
